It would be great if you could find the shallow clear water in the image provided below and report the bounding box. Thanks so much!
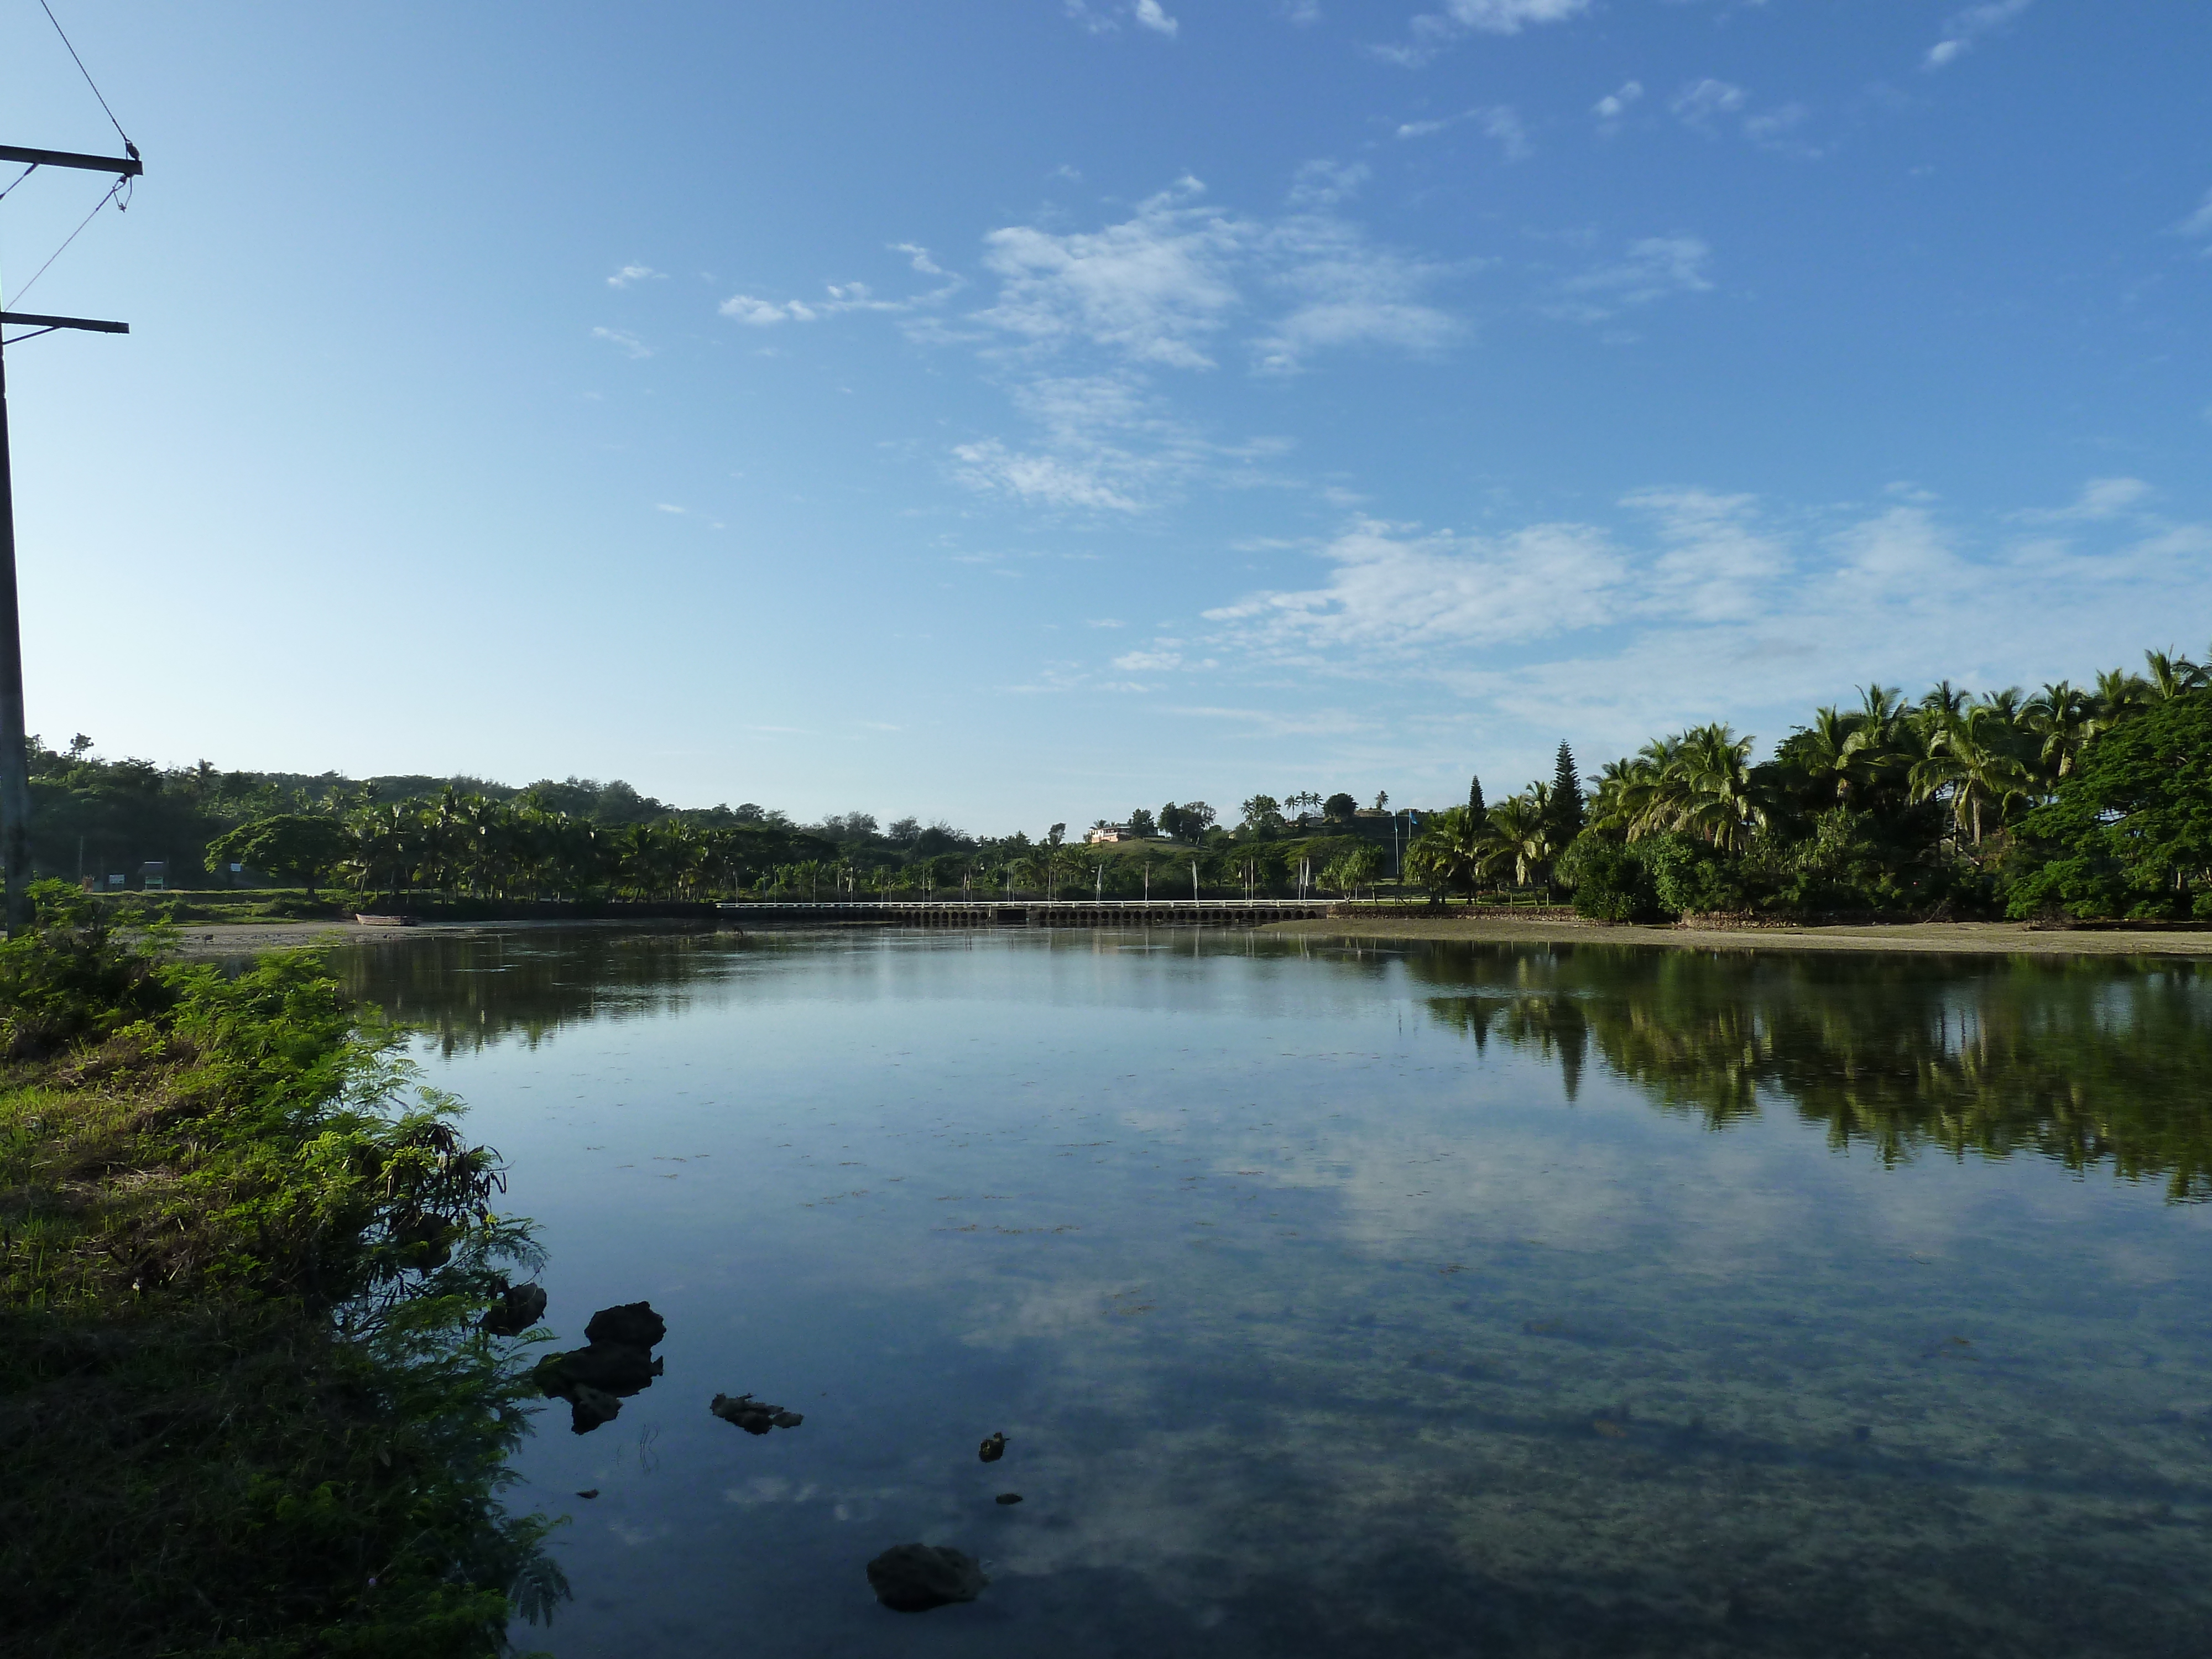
[342,927,2212,1657]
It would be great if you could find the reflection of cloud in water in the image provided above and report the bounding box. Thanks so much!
[402,930,2212,1654]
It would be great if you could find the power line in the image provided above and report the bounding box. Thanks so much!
[6,175,124,307]
[0,164,36,205]
[38,1,133,152]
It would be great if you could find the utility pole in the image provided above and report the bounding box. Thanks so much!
[1,140,141,933]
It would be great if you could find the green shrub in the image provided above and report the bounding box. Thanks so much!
[1556,836,1657,922]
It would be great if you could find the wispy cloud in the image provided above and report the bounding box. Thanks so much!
[971,176,1460,377]
[1287,159,1370,210]
[1623,489,1789,622]
[1253,218,1461,373]
[974,178,1245,369]
[1376,0,1590,66]
[2011,476,2151,523]
[1545,236,1714,323]
[591,326,653,358]
[1394,106,1531,160]
[1923,0,2031,70]
[1065,0,1180,37]
[719,253,964,328]
[2174,188,2212,244]
[1670,79,1747,132]
[1592,81,1642,123]
[1204,518,1628,656]
[606,264,663,288]
[947,372,1288,514]
[1181,477,2211,789]
[952,440,1145,513]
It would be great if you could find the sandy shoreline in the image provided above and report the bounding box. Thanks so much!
[157,914,2212,959]
[1258,915,2212,956]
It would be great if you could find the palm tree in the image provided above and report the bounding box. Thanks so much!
[1910,706,2031,848]
[1405,806,1485,899]
[1481,794,1554,887]
[2025,680,2094,781]
[2143,649,2206,702]
[1795,705,1870,808]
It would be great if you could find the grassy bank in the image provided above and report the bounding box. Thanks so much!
[0,886,561,1657]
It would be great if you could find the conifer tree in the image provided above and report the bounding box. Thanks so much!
[1550,742,1586,841]
[1467,773,1487,822]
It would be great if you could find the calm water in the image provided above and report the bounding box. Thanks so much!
[341,927,2212,1658]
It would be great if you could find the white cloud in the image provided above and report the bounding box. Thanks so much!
[1394,106,1531,160]
[1924,0,2031,70]
[1671,79,1748,131]
[975,179,1246,368]
[2174,188,2212,241]
[1288,160,1370,209]
[1253,218,1460,374]
[1178,482,2212,793]
[1546,235,1714,322]
[1282,1,1322,24]
[1065,0,1180,36]
[1204,518,1629,655]
[720,294,820,326]
[952,440,1144,513]
[1624,489,1789,622]
[1592,81,1642,121]
[1114,641,1187,670]
[2012,477,2152,523]
[972,177,1460,376]
[1378,0,1589,65]
[606,264,662,288]
[719,259,964,328]
[591,326,653,358]
[1422,0,1589,36]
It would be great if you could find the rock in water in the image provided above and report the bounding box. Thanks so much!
[584,1301,666,1350]
[978,1432,1006,1463]
[535,1343,662,1396]
[481,1281,548,1337]
[710,1392,802,1434]
[865,1544,988,1613]
[568,1384,622,1433]
[994,1493,1022,1505]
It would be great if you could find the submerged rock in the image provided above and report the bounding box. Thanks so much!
[711,1392,802,1435]
[567,1384,622,1433]
[978,1432,1006,1463]
[534,1343,662,1397]
[533,1300,668,1434]
[585,1301,666,1350]
[994,1493,1022,1505]
[866,1543,988,1613]
[481,1281,548,1337]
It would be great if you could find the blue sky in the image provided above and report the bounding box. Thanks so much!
[2,1,2207,831]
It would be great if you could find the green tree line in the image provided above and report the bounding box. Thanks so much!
[1407,647,2212,922]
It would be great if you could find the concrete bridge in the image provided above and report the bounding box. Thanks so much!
[717,898,1335,927]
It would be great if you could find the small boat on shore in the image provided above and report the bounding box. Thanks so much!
[353,913,417,927]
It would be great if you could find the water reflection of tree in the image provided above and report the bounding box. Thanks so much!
[335,928,769,1057]
[1411,945,2212,1201]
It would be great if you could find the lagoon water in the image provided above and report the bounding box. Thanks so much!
[342,928,2212,1657]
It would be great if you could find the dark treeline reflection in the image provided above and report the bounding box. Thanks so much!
[1405,943,2212,1201]
[337,928,2212,1202]
[336,927,768,1057]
